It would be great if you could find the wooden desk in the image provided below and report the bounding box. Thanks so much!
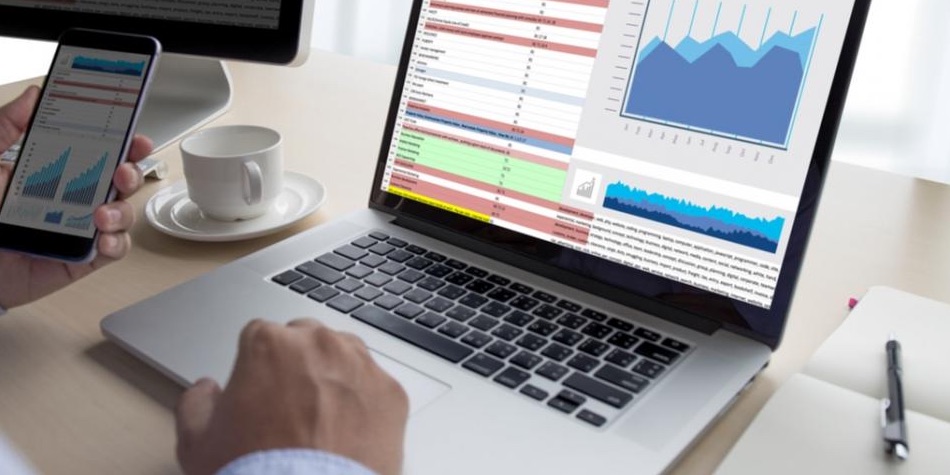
[1,50,949,475]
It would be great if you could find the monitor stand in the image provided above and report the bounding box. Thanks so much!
[136,54,233,155]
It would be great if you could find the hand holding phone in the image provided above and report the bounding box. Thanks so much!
[0,28,160,262]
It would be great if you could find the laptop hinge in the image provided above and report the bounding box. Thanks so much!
[389,213,722,337]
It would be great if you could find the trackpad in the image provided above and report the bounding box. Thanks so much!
[370,350,450,415]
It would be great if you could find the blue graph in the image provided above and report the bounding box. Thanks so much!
[62,153,108,206]
[603,182,785,253]
[72,56,145,77]
[64,213,94,230]
[624,2,822,148]
[44,210,64,225]
[22,147,70,200]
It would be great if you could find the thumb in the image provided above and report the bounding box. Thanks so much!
[175,378,222,460]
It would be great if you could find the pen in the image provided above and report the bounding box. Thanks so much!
[881,334,909,460]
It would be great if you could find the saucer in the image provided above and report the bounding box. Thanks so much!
[146,172,326,242]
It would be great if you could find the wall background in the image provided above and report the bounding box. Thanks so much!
[1,0,948,183]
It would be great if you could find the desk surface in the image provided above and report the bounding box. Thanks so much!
[1,50,949,475]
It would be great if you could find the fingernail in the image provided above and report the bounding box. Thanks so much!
[107,209,122,224]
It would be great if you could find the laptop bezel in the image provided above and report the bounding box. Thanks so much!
[368,0,873,349]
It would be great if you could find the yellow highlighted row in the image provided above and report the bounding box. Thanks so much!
[388,186,491,223]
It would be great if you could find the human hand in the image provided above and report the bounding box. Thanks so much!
[175,319,410,475]
[0,85,153,310]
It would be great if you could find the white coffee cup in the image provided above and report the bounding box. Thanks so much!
[180,125,284,221]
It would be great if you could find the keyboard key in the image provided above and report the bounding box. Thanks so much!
[509,282,533,294]
[578,339,610,357]
[541,343,573,362]
[481,301,511,317]
[405,244,427,254]
[490,323,523,342]
[557,389,587,407]
[486,287,517,303]
[417,277,446,291]
[527,320,558,337]
[360,254,387,268]
[424,264,454,278]
[438,321,469,339]
[633,328,662,342]
[551,329,583,347]
[374,294,404,310]
[556,299,582,313]
[404,288,433,304]
[296,261,344,285]
[556,313,587,330]
[519,384,548,401]
[661,338,690,352]
[547,396,579,414]
[632,360,666,379]
[581,308,608,322]
[464,266,489,278]
[516,334,547,352]
[444,259,467,270]
[289,277,320,294]
[535,361,569,381]
[459,294,488,309]
[369,231,389,241]
[397,269,426,283]
[382,280,413,295]
[461,331,492,349]
[595,365,650,394]
[469,315,500,332]
[378,262,406,276]
[351,306,473,363]
[345,265,374,279]
[416,312,446,329]
[334,244,368,261]
[446,306,476,322]
[368,242,395,256]
[445,272,474,286]
[564,373,633,409]
[464,280,494,294]
[317,253,355,271]
[405,257,433,270]
[351,236,377,249]
[566,354,600,373]
[387,249,414,263]
[581,322,613,340]
[510,351,543,370]
[493,366,530,389]
[485,341,518,359]
[487,275,511,286]
[634,342,680,365]
[307,286,340,303]
[503,311,534,327]
[509,295,540,311]
[394,303,425,320]
[272,270,303,286]
[437,285,467,300]
[327,294,363,313]
[607,332,639,350]
[532,290,557,303]
[424,251,447,262]
[335,278,364,293]
[354,286,383,301]
[387,237,408,247]
[605,349,637,368]
[607,318,634,332]
[577,409,607,427]
[364,273,393,288]
[424,297,454,313]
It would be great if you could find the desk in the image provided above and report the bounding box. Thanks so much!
[1,50,949,475]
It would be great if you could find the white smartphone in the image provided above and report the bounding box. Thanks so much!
[0,28,160,262]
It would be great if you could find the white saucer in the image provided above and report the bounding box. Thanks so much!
[145,172,326,242]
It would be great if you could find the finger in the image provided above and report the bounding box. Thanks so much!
[126,134,154,164]
[0,85,40,150]
[113,162,144,198]
[95,232,131,261]
[286,317,324,329]
[175,378,222,452]
[95,200,135,233]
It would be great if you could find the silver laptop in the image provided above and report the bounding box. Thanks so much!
[103,1,872,473]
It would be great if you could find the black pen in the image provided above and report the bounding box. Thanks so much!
[881,334,909,460]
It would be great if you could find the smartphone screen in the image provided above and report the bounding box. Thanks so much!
[0,29,159,262]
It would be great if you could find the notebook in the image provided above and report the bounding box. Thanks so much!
[101,0,873,473]
[715,286,950,474]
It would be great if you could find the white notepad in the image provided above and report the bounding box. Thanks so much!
[716,286,950,474]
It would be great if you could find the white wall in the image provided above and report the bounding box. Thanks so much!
[2,0,949,183]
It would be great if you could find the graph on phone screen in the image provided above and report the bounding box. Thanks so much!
[622,0,822,149]
[0,46,151,237]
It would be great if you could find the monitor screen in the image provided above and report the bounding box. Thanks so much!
[0,0,314,151]
[372,0,870,348]
[0,0,310,64]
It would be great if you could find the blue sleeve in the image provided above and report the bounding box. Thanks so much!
[216,449,378,475]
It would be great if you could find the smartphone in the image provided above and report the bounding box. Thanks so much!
[0,28,160,262]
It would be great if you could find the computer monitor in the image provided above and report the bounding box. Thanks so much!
[0,0,315,151]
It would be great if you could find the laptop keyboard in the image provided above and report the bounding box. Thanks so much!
[270,231,693,428]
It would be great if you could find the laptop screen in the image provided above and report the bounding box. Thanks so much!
[372,0,868,347]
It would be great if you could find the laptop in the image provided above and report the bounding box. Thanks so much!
[102,0,872,473]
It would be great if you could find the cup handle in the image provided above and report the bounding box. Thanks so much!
[242,161,263,206]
